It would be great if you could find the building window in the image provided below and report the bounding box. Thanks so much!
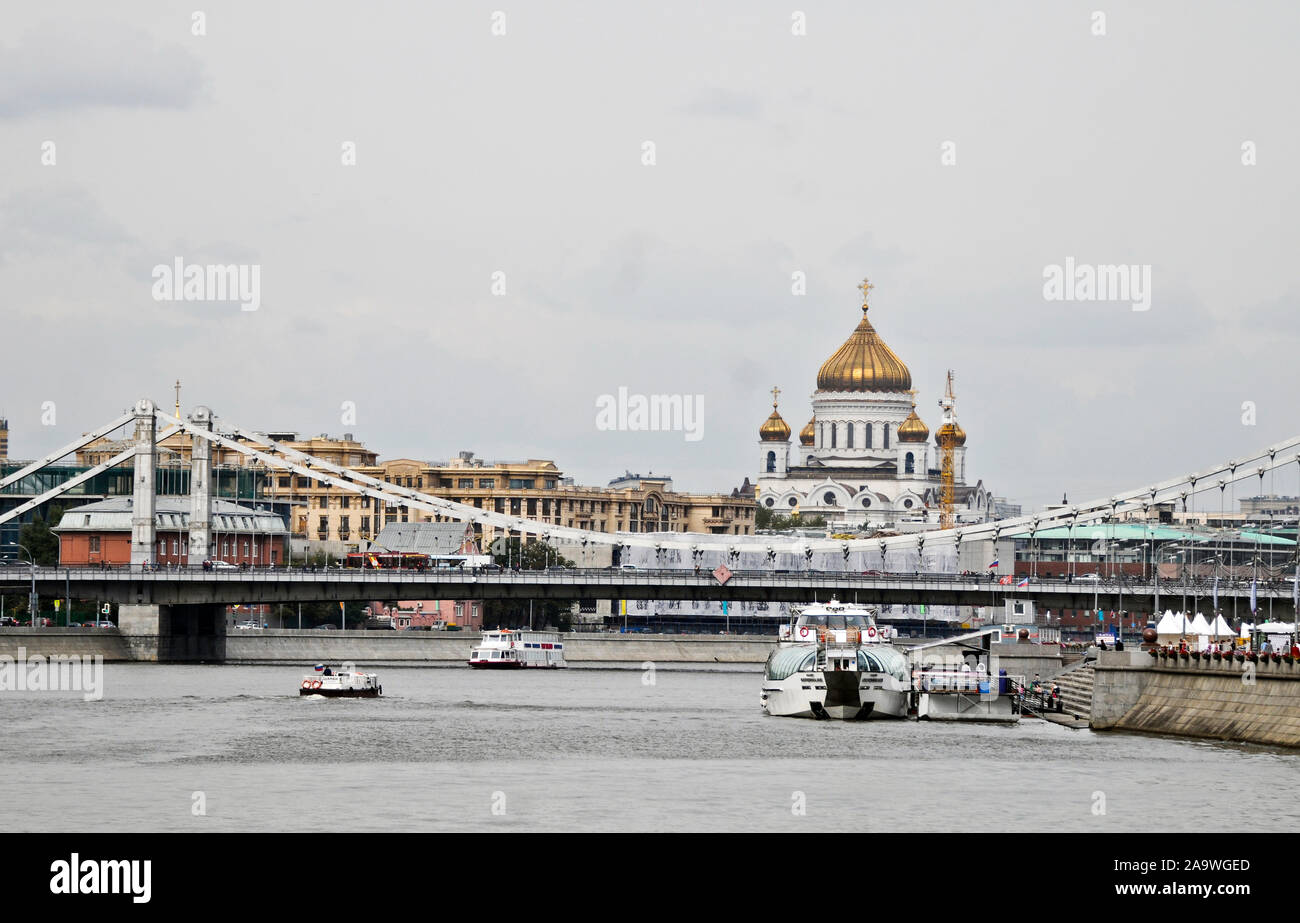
[458,478,474,489]
[787,497,797,507]
[862,497,872,508]
[765,498,775,507]
[905,451,915,474]
[340,496,350,509]
[766,451,776,473]
[509,478,535,489]
[830,424,837,449]
[479,479,495,489]
[823,492,837,506]
[883,424,890,449]
[866,423,872,448]
[903,499,913,509]
[89,535,101,552]
[846,423,854,449]
[544,479,557,489]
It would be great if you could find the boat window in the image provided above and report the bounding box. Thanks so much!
[766,647,818,681]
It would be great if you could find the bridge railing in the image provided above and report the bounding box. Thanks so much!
[6,563,1295,597]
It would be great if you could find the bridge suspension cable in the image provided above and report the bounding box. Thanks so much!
[0,424,183,527]
[144,408,1300,557]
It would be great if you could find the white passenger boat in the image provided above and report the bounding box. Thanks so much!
[299,664,382,698]
[468,629,567,668]
[761,599,910,720]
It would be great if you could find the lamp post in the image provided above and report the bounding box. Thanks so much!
[3,543,38,627]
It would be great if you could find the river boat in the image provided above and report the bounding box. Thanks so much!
[468,629,567,668]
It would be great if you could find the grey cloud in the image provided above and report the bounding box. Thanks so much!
[0,21,205,117]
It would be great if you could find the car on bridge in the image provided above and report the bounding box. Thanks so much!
[1076,573,1102,582]
[85,620,116,629]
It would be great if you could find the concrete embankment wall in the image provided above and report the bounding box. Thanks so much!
[0,629,131,660]
[1093,650,1300,748]
[224,630,774,664]
[0,630,775,664]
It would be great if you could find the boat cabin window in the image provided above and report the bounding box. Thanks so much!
[797,613,869,630]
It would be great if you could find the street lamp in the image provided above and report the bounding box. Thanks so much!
[2,543,38,627]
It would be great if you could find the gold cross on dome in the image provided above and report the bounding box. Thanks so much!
[859,277,874,305]
[906,387,919,408]
[771,385,781,407]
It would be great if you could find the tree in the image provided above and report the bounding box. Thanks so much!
[754,506,826,531]
[487,539,576,630]
[18,505,62,565]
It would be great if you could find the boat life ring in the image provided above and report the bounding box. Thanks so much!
[301,680,312,689]
[799,626,809,638]
[866,626,877,639]
[310,679,322,689]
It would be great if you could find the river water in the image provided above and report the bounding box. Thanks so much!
[2,663,1297,832]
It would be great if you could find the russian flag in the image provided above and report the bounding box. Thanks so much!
[1016,577,1029,588]
[313,664,325,673]
[988,559,999,569]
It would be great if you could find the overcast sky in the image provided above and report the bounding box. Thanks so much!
[1,1,1297,511]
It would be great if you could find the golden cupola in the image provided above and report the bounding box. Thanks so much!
[935,421,967,446]
[759,388,791,442]
[799,418,815,446]
[816,279,912,393]
[897,400,930,444]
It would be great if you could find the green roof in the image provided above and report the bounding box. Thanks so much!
[1007,524,1294,545]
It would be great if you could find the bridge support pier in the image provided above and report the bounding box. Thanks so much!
[117,603,228,662]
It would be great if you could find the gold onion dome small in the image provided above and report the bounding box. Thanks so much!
[815,280,912,393]
[799,418,815,446]
[897,408,930,443]
[759,391,791,441]
[936,421,967,446]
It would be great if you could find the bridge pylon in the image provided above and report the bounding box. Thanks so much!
[129,399,157,566]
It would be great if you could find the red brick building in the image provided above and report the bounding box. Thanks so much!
[55,497,289,566]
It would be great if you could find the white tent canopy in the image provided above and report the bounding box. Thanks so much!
[1155,610,1183,635]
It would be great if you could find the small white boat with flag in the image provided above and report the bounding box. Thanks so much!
[299,663,382,698]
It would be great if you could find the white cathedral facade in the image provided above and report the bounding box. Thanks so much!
[757,280,996,531]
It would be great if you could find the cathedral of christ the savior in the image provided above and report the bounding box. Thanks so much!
[756,279,996,531]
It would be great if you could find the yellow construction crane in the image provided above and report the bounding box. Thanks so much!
[937,370,958,529]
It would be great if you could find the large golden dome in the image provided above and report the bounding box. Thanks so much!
[799,418,815,446]
[816,280,912,392]
[897,407,930,443]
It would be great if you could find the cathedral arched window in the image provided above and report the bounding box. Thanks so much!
[830,424,837,449]
[882,424,890,449]
[905,452,915,474]
[766,451,776,473]
[787,497,797,507]
[823,492,837,506]
[764,497,775,507]
[846,423,854,449]
[865,423,872,448]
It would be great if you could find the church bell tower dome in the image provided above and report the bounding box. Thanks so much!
[816,280,912,393]
[759,388,791,442]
